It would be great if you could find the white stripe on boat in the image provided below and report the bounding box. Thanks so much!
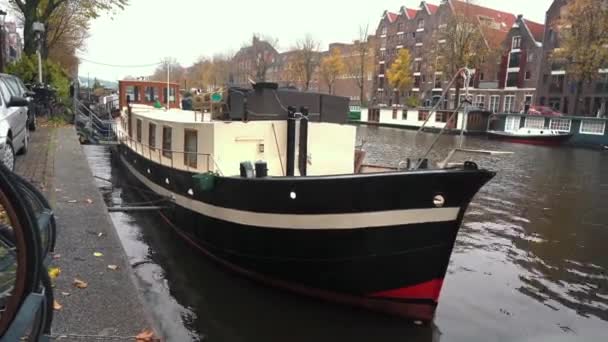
[122,155,460,229]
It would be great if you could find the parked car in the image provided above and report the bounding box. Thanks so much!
[0,74,29,171]
[3,75,36,131]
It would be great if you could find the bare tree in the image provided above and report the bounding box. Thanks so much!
[291,34,321,91]
[347,25,374,105]
[250,34,278,82]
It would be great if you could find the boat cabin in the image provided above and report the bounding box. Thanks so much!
[117,85,356,177]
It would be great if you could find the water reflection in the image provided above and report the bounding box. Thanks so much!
[84,124,608,341]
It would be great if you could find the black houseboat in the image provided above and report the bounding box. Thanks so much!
[115,82,495,321]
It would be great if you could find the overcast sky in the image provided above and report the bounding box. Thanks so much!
[76,0,553,81]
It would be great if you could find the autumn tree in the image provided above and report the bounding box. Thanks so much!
[387,49,414,105]
[290,34,321,91]
[346,25,374,105]
[10,0,128,56]
[246,34,278,82]
[551,0,608,115]
[429,6,489,108]
[319,48,346,94]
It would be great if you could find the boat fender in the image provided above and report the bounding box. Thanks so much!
[240,161,255,178]
[255,161,268,178]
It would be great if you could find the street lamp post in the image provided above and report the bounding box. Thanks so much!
[0,10,7,73]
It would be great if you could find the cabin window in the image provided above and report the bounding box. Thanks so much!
[550,119,571,132]
[184,129,198,168]
[402,109,407,120]
[580,120,606,135]
[392,108,398,119]
[490,95,500,113]
[162,126,172,159]
[435,112,448,123]
[136,119,142,142]
[525,116,545,129]
[418,111,429,121]
[145,86,158,102]
[149,123,157,150]
[505,116,520,132]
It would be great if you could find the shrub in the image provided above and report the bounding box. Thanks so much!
[6,54,72,104]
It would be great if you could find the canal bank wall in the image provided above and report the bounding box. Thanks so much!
[15,126,157,340]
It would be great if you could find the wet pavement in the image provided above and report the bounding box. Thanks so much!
[84,125,608,342]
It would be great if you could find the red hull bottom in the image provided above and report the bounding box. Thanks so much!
[157,209,440,321]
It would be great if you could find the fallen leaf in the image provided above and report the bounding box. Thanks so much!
[67,200,77,203]
[98,232,104,237]
[55,188,63,192]
[107,265,118,270]
[53,300,62,311]
[93,252,103,257]
[86,198,93,204]
[52,254,61,259]
[61,292,70,296]
[135,329,157,342]
[48,267,61,280]
[73,278,88,289]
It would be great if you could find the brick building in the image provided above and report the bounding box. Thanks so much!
[372,0,544,114]
[536,0,608,117]
[232,36,279,87]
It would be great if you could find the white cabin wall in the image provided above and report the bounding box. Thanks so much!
[360,108,369,121]
[306,123,356,175]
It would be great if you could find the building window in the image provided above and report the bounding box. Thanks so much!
[505,116,520,132]
[149,123,156,150]
[434,75,442,89]
[475,95,485,108]
[550,75,565,93]
[145,86,158,102]
[184,129,198,168]
[490,95,500,113]
[550,118,572,132]
[136,119,142,142]
[511,36,522,49]
[525,95,533,105]
[480,72,485,81]
[381,26,387,36]
[580,120,606,135]
[459,95,466,107]
[162,126,172,159]
[527,52,535,62]
[525,116,545,129]
[506,73,519,87]
[417,19,425,29]
[402,109,407,120]
[125,86,139,102]
[397,23,403,32]
[414,76,421,88]
[549,97,561,111]
[508,52,521,68]
[504,95,515,113]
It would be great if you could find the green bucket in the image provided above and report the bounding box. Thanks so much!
[193,172,217,192]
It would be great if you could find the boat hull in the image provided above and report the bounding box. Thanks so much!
[117,144,494,321]
[487,131,573,145]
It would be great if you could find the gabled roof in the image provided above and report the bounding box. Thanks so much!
[386,12,399,23]
[426,3,439,15]
[450,0,517,49]
[406,8,418,19]
[523,19,545,43]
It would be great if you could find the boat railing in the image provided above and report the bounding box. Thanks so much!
[116,130,224,176]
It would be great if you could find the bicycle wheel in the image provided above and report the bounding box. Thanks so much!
[0,163,43,335]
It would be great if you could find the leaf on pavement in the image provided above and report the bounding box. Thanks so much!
[73,278,88,289]
[48,267,61,280]
[98,232,104,237]
[67,200,77,203]
[107,264,118,270]
[61,292,70,296]
[135,329,158,342]
[53,300,62,311]
[86,198,93,204]
[93,252,103,257]
[52,254,61,259]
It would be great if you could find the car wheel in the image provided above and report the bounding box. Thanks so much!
[18,129,29,155]
[3,137,15,171]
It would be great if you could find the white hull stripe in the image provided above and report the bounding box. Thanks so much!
[122,156,461,230]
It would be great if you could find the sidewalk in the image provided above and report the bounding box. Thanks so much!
[15,126,155,340]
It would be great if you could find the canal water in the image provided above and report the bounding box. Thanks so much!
[83,126,608,342]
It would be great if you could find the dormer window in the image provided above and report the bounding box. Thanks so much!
[381,26,387,36]
[417,19,425,29]
[397,22,403,32]
[512,36,522,49]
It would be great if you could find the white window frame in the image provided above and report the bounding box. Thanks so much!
[505,116,520,132]
[525,116,545,129]
[475,95,485,108]
[549,118,572,132]
[579,120,606,135]
[512,36,522,49]
[504,95,515,113]
[490,95,500,113]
